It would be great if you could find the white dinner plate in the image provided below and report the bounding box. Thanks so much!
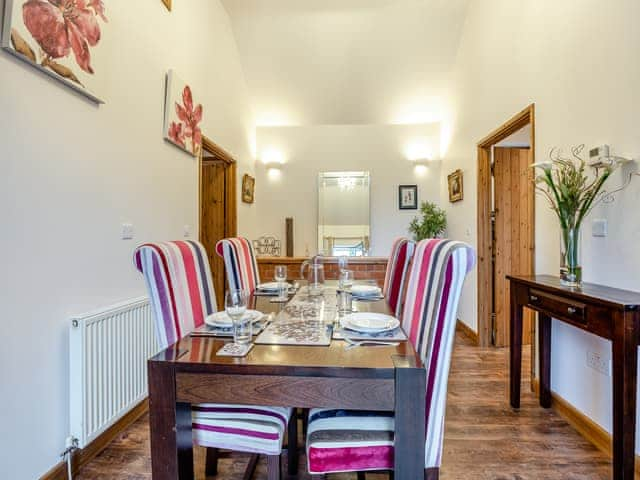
[205,310,262,327]
[340,312,399,333]
[257,282,291,291]
[351,285,382,297]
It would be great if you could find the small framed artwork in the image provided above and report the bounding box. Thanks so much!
[242,174,255,203]
[162,0,172,11]
[448,169,464,202]
[398,185,418,210]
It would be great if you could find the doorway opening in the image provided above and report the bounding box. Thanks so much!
[477,104,535,350]
[199,136,237,310]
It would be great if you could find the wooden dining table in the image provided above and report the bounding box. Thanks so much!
[147,281,426,479]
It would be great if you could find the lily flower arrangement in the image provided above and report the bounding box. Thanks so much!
[532,144,631,285]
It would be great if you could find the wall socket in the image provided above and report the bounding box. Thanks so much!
[587,351,611,376]
[121,223,134,240]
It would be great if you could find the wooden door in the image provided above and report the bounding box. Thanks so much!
[493,147,534,347]
[201,161,227,310]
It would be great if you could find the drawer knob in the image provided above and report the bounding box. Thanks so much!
[530,295,539,302]
[567,307,577,314]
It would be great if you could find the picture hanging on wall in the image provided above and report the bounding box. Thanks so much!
[242,174,255,203]
[448,169,464,202]
[163,70,203,157]
[1,0,109,103]
[161,0,171,11]
[398,185,418,210]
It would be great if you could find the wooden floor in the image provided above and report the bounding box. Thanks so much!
[77,332,612,479]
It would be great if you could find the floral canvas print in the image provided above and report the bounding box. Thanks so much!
[163,70,203,157]
[1,0,108,103]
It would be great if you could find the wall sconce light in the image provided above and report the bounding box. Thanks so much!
[411,157,430,167]
[261,149,285,170]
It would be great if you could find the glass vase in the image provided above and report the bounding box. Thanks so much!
[560,225,582,287]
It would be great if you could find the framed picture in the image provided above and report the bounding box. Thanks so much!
[161,0,172,11]
[398,185,418,210]
[1,0,109,103]
[163,70,203,157]
[448,169,464,202]
[242,174,255,203]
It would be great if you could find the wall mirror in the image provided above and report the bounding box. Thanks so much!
[318,171,371,256]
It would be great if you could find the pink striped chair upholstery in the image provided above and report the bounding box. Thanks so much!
[134,241,295,478]
[215,237,261,293]
[306,239,475,479]
[382,237,415,317]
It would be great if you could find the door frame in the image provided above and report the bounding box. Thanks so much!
[199,135,237,241]
[476,104,535,348]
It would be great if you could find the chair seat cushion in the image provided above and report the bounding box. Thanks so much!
[192,404,292,455]
[306,409,395,474]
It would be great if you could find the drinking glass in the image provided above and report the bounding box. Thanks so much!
[339,269,354,291]
[338,256,349,273]
[337,290,353,315]
[225,289,251,344]
[274,265,288,301]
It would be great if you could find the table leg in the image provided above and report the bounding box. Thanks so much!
[538,313,552,408]
[176,402,194,479]
[611,310,638,479]
[393,355,426,479]
[509,288,524,408]
[148,361,178,479]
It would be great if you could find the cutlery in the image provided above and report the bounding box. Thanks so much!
[343,337,400,349]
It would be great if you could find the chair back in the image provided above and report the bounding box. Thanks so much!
[400,239,475,469]
[215,237,261,293]
[382,237,415,316]
[134,240,216,349]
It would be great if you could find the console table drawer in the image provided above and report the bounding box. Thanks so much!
[528,289,586,324]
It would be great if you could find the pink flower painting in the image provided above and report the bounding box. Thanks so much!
[2,0,108,102]
[163,71,203,157]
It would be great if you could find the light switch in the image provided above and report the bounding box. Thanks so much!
[121,223,134,240]
[183,224,191,237]
[592,219,607,237]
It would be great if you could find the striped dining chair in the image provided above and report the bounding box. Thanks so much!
[216,236,261,293]
[305,239,475,480]
[382,237,416,317]
[134,240,297,479]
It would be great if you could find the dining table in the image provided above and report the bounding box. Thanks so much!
[147,280,426,479]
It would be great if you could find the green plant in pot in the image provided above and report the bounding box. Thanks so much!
[408,201,447,241]
[532,145,630,287]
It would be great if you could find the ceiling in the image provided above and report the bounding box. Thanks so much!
[222,0,470,126]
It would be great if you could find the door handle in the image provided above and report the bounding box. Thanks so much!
[567,307,577,314]
[530,295,539,302]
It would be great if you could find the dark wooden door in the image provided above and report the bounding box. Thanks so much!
[493,147,534,347]
[201,161,227,310]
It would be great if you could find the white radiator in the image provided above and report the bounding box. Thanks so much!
[69,297,159,448]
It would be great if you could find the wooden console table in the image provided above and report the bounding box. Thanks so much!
[508,275,640,479]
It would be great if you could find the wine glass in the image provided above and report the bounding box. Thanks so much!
[225,289,250,344]
[274,265,288,301]
[338,256,349,273]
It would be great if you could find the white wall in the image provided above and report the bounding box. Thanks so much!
[255,123,442,257]
[444,0,640,451]
[0,1,254,477]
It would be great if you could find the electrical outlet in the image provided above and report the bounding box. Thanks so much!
[592,219,607,237]
[121,223,134,240]
[587,351,611,376]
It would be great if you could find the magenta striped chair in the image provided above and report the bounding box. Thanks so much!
[382,237,415,317]
[134,241,296,479]
[306,239,475,479]
[215,236,261,293]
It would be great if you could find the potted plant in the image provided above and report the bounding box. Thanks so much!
[532,145,630,287]
[408,201,447,241]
